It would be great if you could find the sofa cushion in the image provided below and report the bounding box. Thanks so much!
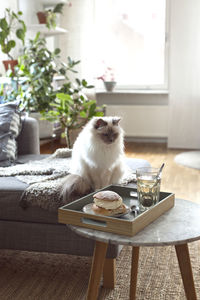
[0,176,58,224]
[0,154,58,224]
[16,153,49,164]
[0,101,21,167]
[0,155,150,224]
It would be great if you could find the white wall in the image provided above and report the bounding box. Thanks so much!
[96,91,169,141]
[168,0,200,149]
[106,105,169,138]
[18,0,42,26]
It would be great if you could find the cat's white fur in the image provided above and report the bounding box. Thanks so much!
[70,116,126,190]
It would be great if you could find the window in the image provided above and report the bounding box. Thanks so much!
[95,0,168,89]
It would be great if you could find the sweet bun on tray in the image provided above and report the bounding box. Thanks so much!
[92,190,127,216]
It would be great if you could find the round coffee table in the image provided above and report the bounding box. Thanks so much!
[69,198,200,300]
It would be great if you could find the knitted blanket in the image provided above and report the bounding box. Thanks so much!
[0,148,136,212]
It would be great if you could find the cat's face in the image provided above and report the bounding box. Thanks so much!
[93,117,121,144]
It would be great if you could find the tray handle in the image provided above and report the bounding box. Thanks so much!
[81,217,107,228]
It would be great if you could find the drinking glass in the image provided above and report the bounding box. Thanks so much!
[136,167,161,212]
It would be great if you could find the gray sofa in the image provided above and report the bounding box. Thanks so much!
[0,116,150,287]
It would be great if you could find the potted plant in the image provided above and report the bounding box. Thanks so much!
[98,64,116,92]
[0,8,26,73]
[43,93,104,148]
[37,2,69,29]
[42,61,105,148]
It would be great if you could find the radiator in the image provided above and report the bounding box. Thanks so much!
[106,105,169,137]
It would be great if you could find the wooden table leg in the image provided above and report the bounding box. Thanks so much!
[103,258,116,288]
[175,243,197,300]
[86,240,108,300]
[130,246,140,300]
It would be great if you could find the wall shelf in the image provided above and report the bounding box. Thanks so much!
[27,24,67,36]
[42,0,67,6]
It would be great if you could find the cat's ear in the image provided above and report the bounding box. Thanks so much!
[112,117,121,126]
[94,118,108,129]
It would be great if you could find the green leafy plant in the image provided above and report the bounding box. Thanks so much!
[15,32,61,112]
[43,93,104,148]
[2,31,104,148]
[42,68,104,148]
[46,3,65,29]
[2,35,82,113]
[0,8,26,60]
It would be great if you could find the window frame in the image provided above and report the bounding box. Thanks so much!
[95,0,170,92]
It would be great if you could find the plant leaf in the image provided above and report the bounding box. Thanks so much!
[80,111,87,118]
[82,79,87,87]
[56,93,72,101]
[88,102,97,118]
[94,111,104,117]
[16,28,25,42]
[54,48,61,55]
[75,78,81,85]
[0,18,8,30]
[53,3,64,14]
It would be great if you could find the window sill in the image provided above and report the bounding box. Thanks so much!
[95,88,169,105]
[96,89,169,95]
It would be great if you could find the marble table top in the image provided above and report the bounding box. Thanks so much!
[69,199,200,247]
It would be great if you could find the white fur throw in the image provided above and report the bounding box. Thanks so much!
[0,148,136,212]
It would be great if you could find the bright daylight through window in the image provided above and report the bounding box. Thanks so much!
[95,0,167,89]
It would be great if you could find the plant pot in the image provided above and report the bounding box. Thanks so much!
[103,81,116,92]
[37,12,47,24]
[3,60,18,73]
[64,128,82,149]
[30,112,54,139]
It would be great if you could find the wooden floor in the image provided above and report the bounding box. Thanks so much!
[40,140,200,204]
[125,142,200,204]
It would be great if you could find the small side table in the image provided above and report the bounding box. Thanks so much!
[69,199,200,300]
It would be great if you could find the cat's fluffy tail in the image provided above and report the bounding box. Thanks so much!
[61,174,93,205]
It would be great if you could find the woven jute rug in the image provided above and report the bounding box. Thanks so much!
[0,242,199,300]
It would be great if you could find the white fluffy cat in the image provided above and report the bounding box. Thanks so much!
[61,116,126,203]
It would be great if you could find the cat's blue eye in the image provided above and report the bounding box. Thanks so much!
[103,133,109,137]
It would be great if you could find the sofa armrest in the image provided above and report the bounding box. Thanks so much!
[17,116,40,155]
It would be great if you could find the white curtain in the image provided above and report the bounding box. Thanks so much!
[168,0,200,149]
